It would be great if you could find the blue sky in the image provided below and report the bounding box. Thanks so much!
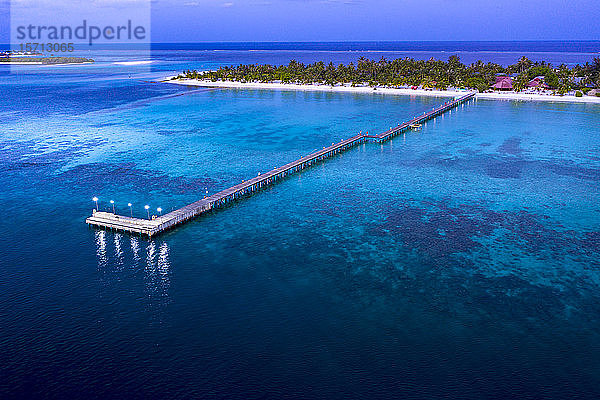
[151,0,600,42]
[1,0,599,42]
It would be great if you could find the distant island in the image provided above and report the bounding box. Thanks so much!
[0,57,94,65]
[171,56,600,99]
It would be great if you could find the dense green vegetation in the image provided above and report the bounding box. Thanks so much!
[0,57,93,64]
[177,56,600,93]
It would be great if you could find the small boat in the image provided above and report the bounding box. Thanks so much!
[409,123,422,129]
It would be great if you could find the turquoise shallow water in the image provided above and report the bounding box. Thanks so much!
[1,53,600,399]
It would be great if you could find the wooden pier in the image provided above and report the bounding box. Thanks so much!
[86,92,475,237]
[365,92,475,142]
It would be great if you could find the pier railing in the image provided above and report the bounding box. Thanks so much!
[86,92,475,237]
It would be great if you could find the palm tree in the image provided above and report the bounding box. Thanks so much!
[516,56,532,74]
[179,55,593,92]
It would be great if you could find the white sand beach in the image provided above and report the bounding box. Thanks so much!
[165,78,600,104]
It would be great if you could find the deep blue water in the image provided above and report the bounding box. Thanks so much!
[1,44,600,399]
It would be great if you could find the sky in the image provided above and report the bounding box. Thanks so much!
[1,0,599,43]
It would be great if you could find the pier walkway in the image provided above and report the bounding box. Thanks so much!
[86,92,475,237]
[365,91,475,142]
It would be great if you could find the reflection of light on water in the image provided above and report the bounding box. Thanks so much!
[130,237,140,262]
[145,240,171,315]
[95,230,107,268]
[93,231,171,315]
[114,233,123,266]
[157,242,171,302]
[158,242,170,277]
[146,241,156,268]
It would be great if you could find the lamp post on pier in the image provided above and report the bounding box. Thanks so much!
[157,207,162,216]
[128,203,133,217]
[145,205,150,219]
[110,200,115,213]
[92,197,98,211]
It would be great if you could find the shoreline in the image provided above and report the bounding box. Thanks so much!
[165,78,600,104]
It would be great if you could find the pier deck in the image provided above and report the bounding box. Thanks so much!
[86,92,475,237]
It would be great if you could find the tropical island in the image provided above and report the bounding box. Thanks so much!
[170,56,600,101]
[0,56,94,65]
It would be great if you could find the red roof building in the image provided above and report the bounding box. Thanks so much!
[527,76,549,89]
[492,76,513,90]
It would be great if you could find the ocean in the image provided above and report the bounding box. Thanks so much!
[1,42,600,399]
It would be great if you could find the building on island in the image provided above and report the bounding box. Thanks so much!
[527,76,549,89]
[492,76,513,91]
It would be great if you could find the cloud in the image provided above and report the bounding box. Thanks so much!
[280,0,363,2]
[179,0,233,6]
